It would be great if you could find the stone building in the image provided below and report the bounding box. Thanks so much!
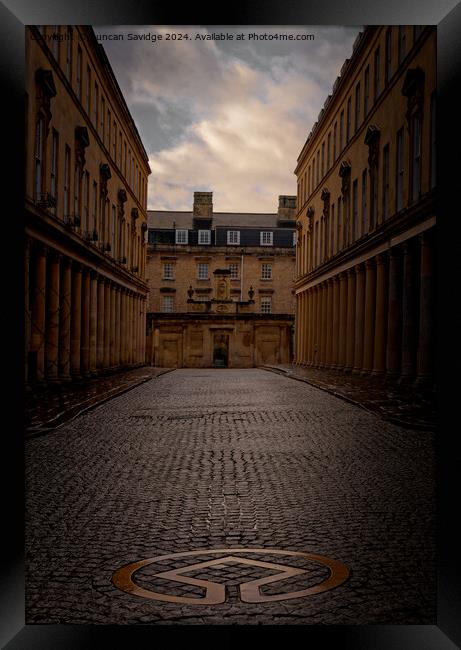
[25,25,151,385]
[294,26,436,386]
[146,192,296,367]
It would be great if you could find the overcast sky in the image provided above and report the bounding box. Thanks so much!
[96,25,361,213]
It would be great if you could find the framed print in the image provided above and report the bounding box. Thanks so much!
[1,0,460,648]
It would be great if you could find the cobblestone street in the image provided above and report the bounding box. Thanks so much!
[25,368,436,625]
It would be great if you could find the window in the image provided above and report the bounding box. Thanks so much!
[330,202,335,255]
[337,197,341,251]
[111,205,116,254]
[86,66,91,114]
[352,178,359,240]
[175,229,188,244]
[260,297,271,314]
[162,296,174,313]
[101,97,105,140]
[430,92,436,189]
[93,83,99,127]
[34,116,45,198]
[124,141,127,176]
[321,142,325,177]
[327,133,331,169]
[374,47,381,100]
[197,263,209,279]
[364,66,370,116]
[229,263,239,279]
[66,27,72,81]
[83,171,89,231]
[113,123,117,161]
[260,231,273,246]
[385,28,392,84]
[308,165,311,197]
[227,230,240,245]
[312,158,316,190]
[51,26,59,60]
[261,263,272,280]
[333,122,337,161]
[74,163,81,218]
[340,110,344,151]
[361,169,368,235]
[108,110,111,149]
[346,97,351,143]
[355,83,361,132]
[396,128,404,211]
[382,144,390,219]
[315,221,319,266]
[410,114,422,202]
[198,229,211,244]
[370,160,379,229]
[50,128,58,203]
[63,146,71,217]
[316,150,320,184]
[398,26,406,64]
[92,181,97,231]
[76,46,82,100]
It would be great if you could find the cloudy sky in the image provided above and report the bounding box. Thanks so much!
[96,25,361,212]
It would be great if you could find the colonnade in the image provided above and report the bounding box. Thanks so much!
[294,229,434,384]
[25,238,147,385]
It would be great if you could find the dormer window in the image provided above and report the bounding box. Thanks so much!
[260,231,273,246]
[227,230,240,245]
[175,229,188,244]
[198,229,211,244]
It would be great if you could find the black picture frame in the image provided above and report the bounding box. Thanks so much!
[1,0,459,647]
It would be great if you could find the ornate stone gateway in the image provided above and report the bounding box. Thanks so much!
[112,548,350,605]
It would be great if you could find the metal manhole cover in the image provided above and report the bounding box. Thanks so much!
[112,548,350,604]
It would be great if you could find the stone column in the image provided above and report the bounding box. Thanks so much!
[121,289,127,366]
[338,272,348,369]
[70,262,82,378]
[297,293,303,364]
[127,292,133,365]
[58,257,72,381]
[30,244,47,383]
[362,258,376,375]
[304,290,310,365]
[315,284,322,366]
[115,286,121,367]
[294,294,299,363]
[89,271,98,374]
[110,283,116,367]
[352,263,365,374]
[320,282,328,367]
[400,241,417,381]
[44,251,61,382]
[96,276,105,370]
[386,248,403,378]
[372,253,388,376]
[306,289,313,365]
[344,268,356,372]
[141,298,147,364]
[326,279,334,367]
[416,231,434,385]
[80,268,91,376]
[331,275,340,368]
[103,279,111,369]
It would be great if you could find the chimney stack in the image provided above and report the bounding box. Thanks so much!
[277,195,297,223]
[193,191,213,218]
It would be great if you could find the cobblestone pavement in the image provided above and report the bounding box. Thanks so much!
[25,368,436,625]
[25,366,173,434]
[262,364,436,431]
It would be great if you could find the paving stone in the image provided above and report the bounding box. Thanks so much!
[25,368,435,625]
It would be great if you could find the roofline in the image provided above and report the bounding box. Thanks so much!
[85,27,151,174]
[147,211,279,216]
[294,25,372,175]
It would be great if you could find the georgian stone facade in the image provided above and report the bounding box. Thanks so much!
[294,26,436,386]
[146,193,297,367]
[25,25,150,385]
